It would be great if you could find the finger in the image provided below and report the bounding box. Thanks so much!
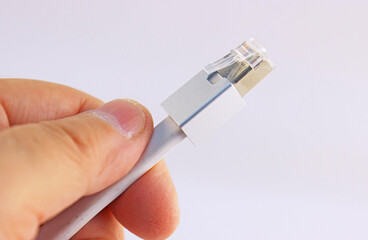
[74,161,180,240]
[71,207,124,240]
[111,160,180,240]
[0,104,9,130]
[0,78,103,128]
[0,99,153,239]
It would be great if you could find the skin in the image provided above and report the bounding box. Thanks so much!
[0,78,180,240]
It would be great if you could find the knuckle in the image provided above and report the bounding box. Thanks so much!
[39,118,102,175]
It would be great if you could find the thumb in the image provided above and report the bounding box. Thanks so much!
[0,99,153,238]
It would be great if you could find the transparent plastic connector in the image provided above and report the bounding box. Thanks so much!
[204,39,275,97]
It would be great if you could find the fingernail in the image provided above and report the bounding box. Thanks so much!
[92,99,146,138]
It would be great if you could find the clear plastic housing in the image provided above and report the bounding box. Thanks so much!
[204,39,275,96]
[204,39,274,82]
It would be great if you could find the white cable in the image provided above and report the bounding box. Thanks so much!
[35,39,274,240]
[36,117,186,240]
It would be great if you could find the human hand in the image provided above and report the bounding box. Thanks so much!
[0,79,180,240]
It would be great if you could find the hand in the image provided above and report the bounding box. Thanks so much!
[0,79,180,240]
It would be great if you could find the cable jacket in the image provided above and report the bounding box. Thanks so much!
[36,116,186,240]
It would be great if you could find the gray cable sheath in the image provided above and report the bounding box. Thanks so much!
[36,116,186,240]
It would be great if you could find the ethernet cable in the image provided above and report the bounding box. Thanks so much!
[36,39,274,240]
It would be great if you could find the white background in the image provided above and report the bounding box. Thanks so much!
[1,0,368,239]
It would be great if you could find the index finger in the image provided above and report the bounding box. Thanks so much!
[0,78,103,129]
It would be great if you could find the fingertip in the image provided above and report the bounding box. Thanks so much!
[84,99,154,194]
[92,99,148,138]
[110,160,180,240]
[124,99,154,138]
[71,207,124,240]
